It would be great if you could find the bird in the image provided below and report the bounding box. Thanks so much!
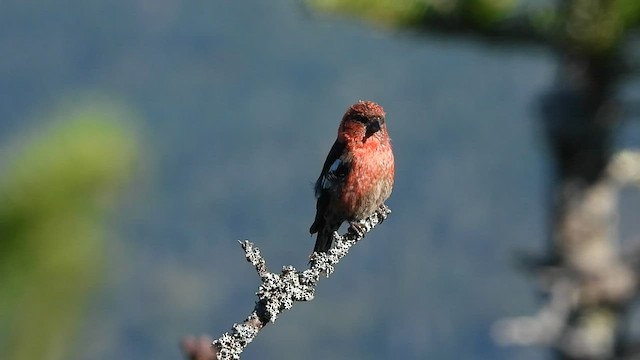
[309,100,395,254]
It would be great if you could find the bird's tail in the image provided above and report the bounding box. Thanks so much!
[313,226,335,253]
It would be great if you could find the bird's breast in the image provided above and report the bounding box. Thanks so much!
[338,140,394,220]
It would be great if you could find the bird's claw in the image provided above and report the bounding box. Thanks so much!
[349,221,368,237]
[377,204,391,221]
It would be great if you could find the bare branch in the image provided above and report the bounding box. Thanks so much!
[492,279,575,347]
[494,147,640,359]
[182,204,391,360]
[608,150,640,186]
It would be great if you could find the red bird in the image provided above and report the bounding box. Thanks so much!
[310,100,395,253]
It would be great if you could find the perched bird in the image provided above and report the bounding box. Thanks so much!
[310,100,395,253]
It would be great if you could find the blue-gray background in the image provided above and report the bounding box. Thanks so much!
[5,1,639,359]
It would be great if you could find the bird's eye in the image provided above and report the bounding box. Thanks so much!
[352,114,369,124]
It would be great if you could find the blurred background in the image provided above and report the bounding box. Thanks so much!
[2,1,640,359]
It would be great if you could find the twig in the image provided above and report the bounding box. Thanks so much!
[492,278,575,347]
[182,204,391,360]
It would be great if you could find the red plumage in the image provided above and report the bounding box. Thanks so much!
[310,100,395,253]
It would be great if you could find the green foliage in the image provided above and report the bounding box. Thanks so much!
[307,0,640,55]
[561,0,625,54]
[617,0,640,28]
[463,0,515,27]
[307,0,429,26]
[537,0,640,54]
[305,0,516,27]
[0,103,138,360]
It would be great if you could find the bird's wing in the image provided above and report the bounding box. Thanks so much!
[310,140,351,235]
[314,140,349,198]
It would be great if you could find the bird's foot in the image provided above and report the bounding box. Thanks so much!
[348,220,368,237]
[376,204,391,222]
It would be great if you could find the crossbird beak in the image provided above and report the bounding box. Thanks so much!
[365,119,381,137]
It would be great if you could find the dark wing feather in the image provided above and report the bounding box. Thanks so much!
[314,140,347,198]
[310,140,348,234]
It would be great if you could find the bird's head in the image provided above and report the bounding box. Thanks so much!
[339,101,387,142]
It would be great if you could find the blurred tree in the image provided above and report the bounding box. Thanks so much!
[0,103,138,360]
[307,1,640,359]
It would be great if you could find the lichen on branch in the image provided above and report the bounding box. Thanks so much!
[183,205,391,360]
